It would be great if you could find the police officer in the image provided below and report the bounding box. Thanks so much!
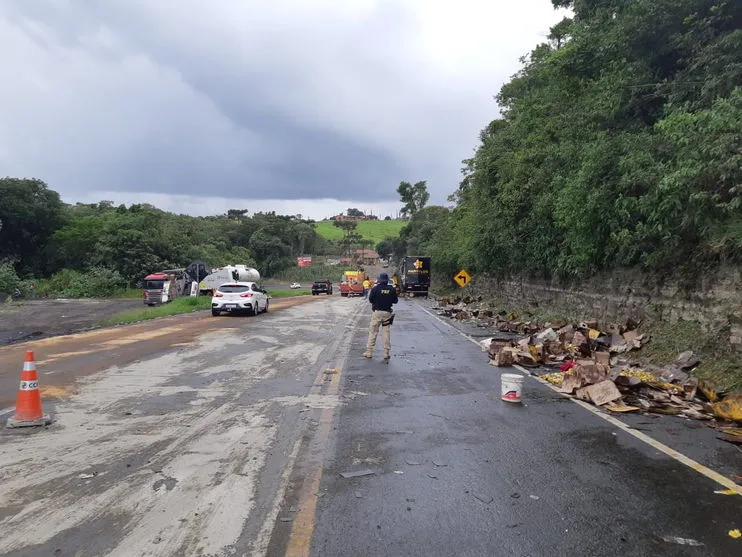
[363,272,398,361]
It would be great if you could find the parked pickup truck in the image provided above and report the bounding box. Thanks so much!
[311,279,333,295]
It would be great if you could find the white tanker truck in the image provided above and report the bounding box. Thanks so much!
[198,264,261,294]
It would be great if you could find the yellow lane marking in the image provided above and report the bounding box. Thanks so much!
[284,368,343,557]
[33,324,193,364]
[421,305,742,495]
[284,464,324,556]
[0,316,203,352]
[37,349,100,365]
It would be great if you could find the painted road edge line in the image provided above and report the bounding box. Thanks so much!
[420,304,742,496]
[514,364,742,496]
[283,300,365,557]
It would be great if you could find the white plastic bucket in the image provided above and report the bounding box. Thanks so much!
[501,373,524,403]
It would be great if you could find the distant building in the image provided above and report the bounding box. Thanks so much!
[354,249,380,265]
[329,213,379,222]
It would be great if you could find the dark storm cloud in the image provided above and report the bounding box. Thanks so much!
[0,0,566,210]
[0,0,404,201]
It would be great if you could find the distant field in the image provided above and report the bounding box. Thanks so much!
[314,220,406,243]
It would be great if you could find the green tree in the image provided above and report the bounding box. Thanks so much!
[398,206,450,255]
[430,0,742,280]
[0,260,20,297]
[0,178,63,274]
[397,180,430,218]
[332,220,358,234]
[44,214,107,272]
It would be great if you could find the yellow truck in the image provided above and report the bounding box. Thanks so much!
[339,270,366,297]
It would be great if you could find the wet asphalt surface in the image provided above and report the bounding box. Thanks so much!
[1,294,740,556]
[308,297,741,557]
[0,296,349,556]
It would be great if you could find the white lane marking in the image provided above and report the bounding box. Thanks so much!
[420,303,742,495]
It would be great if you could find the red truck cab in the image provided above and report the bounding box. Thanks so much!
[142,273,175,305]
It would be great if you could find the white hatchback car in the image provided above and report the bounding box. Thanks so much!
[211,282,269,316]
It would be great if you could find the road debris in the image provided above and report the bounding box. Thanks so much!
[713,489,738,495]
[436,298,742,426]
[659,535,704,546]
[729,529,741,539]
[472,493,493,504]
[340,468,376,479]
[544,357,741,425]
[711,393,742,422]
[717,426,742,445]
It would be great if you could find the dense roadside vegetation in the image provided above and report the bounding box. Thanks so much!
[384,0,742,282]
[266,265,345,284]
[0,181,329,296]
[372,0,742,389]
[0,179,402,298]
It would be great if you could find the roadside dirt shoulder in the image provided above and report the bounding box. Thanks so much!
[0,298,144,346]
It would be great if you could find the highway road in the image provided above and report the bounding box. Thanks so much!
[0,294,740,556]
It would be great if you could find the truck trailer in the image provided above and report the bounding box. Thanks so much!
[199,265,261,294]
[401,256,431,297]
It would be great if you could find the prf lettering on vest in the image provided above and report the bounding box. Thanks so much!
[381,289,391,294]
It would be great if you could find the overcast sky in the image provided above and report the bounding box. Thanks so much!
[0,0,566,220]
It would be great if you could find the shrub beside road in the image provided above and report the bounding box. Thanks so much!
[101,296,213,326]
[102,288,313,326]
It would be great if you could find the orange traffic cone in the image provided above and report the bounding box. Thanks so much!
[6,350,51,428]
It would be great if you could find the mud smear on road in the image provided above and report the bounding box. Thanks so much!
[0,296,321,408]
[0,296,364,557]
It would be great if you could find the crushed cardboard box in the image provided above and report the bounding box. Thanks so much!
[435,297,741,425]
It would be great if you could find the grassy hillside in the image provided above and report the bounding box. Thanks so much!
[314,220,406,243]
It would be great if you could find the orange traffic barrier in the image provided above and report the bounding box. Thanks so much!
[6,350,51,428]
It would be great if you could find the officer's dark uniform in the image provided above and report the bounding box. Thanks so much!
[364,274,399,360]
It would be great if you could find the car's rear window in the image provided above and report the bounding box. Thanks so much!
[218,285,250,293]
